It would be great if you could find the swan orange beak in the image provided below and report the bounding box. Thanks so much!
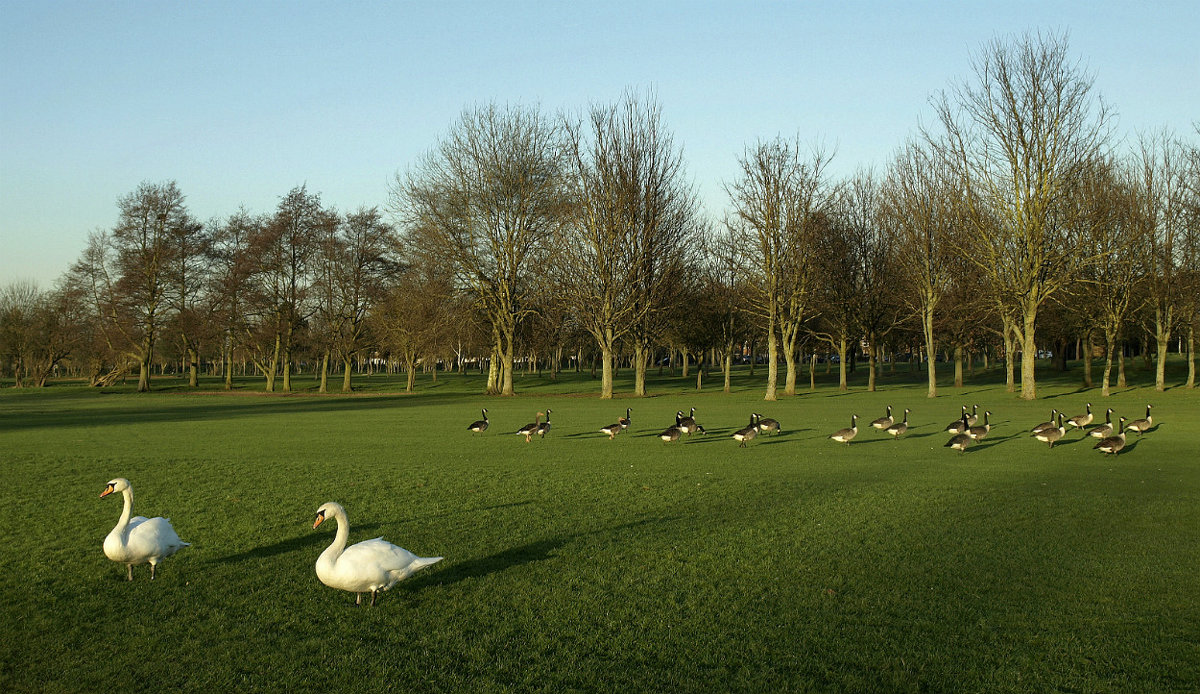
[312,512,325,530]
[100,484,114,498]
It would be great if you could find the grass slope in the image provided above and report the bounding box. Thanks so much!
[1,362,1198,692]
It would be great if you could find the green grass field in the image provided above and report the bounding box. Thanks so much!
[2,361,1198,693]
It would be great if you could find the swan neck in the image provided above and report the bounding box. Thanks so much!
[115,487,134,535]
[326,507,350,559]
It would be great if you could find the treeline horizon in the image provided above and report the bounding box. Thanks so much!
[2,31,1198,400]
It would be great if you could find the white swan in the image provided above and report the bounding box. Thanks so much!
[100,478,190,581]
[313,502,442,606]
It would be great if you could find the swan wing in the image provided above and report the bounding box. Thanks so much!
[332,538,441,591]
[125,516,189,561]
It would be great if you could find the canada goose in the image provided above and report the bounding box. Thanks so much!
[829,415,858,444]
[732,414,759,447]
[945,417,971,453]
[467,409,489,434]
[678,408,705,435]
[1088,408,1115,439]
[1033,413,1066,448]
[1094,417,1128,455]
[945,406,970,434]
[1031,409,1059,435]
[618,408,632,430]
[600,410,627,440]
[659,426,682,442]
[516,412,543,443]
[886,409,910,439]
[965,404,979,427]
[535,409,552,438]
[755,413,780,435]
[966,411,992,440]
[1066,403,1093,430]
[1125,405,1153,435]
[870,405,894,430]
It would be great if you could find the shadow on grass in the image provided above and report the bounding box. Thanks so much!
[420,537,567,589]
[412,515,681,589]
[212,523,381,565]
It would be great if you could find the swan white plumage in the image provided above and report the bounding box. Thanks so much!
[312,502,442,606]
[100,478,189,581]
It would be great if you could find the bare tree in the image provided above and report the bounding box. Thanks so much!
[72,182,190,391]
[1077,158,1149,396]
[837,169,898,391]
[209,209,260,390]
[164,213,210,387]
[392,103,570,396]
[931,31,1114,399]
[249,185,324,392]
[726,137,835,400]
[558,93,696,397]
[882,140,960,397]
[334,207,397,392]
[1133,129,1191,391]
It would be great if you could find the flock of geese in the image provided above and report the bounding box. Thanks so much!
[467,401,1159,457]
[96,401,1157,606]
[100,479,441,607]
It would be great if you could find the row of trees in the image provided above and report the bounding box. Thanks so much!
[2,32,1198,399]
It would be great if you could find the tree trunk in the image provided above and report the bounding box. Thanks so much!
[487,346,500,394]
[838,336,848,391]
[868,331,878,391]
[954,345,963,388]
[1019,307,1037,400]
[224,335,234,391]
[1187,324,1195,389]
[137,332,153,392]
[600,335,614,399]
[633,344,648,396]
[809,353,816,392]
[782,325,799,396]
[405,355,416,392]
[1102,331,1114,397]
[722,349,732,394]
[923,302,937,398]
[281,321,295,393]
[186,344,199,387]
[501,344,515,396]
[1082,332,1093,388]
[1118,341,1127,387]
[681,350,689,379]
[342,356,354,392]
[319,352,330,393]
[764,328,778,401]
[1154,305,1171,391]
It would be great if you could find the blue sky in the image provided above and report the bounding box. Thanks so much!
[2,1,1197,286]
